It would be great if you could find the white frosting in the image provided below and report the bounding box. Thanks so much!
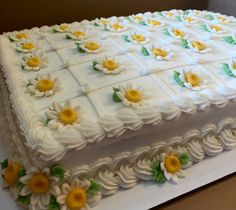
[115,165,137,188]
[134,159,153,180]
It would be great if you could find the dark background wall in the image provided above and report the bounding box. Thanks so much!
[208,0,236,17]
[0,0,207,33]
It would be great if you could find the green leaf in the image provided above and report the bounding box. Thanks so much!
[8,36,15,42]
[174,70,185,87]
[94,22,100,26]
[65,34,71,39]
[17,195,30,206]
[223,36,236,45]
[222,63,236,77]
[86,180,101,196]
[47,195,60,210]
[75,43,86,53]
[205,14,214,20]
[176,16,182,22]
[104,26,109,31]
[201,24,210,32]
[53,28,58,33]
[162,28,171,36]
[50,165,65,182]
[179,152,190,165]
[122,35,130,42]
[92,60,99,70]
[45,118,51,125]
[140,20,147,26]
[141,46,149,56]
[159,12,164,17]
[19,168,26,177]
[1,159,8,169]
[112,88,122,102]
[151,161,166,183]
[16,181,24,191]
[181,39,189,49]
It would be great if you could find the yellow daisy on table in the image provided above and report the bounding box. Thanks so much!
[53,23,71,33]
[27,74,61,97]
[144,18,165,28]
[8,31,30,42]
[106,21,127,32]
[16,40,38,53]
[19,167,60,210]
[114,83,147,109]
[187,39,211,54]
[168,27,188,39]
[159,148,186,183]
[77,39,102,54]
[127,32,150,45]
[46,100,80,129]
[146,45,173,60]
[57,179,101,210]
[66,29,89,40]
[21,52,48,71]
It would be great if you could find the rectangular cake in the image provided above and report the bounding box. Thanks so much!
[1,9,236,210]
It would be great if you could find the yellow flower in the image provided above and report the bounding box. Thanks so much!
[60,24,69,32]
[124,89,142,103]
[85,41,100,50]
[28,173,50,195]
[111,23,124,30]
[72,31,85,38]
[166,12,174,17]
[210,25,222,32]
[191,41,206,51]
[151,48,167,57]
[16,32,28,40]
[102,59,119,71]
[173,29,185,37]
[233,61,236,69]
[59,108,78,125]
[185,72,200,87]
[27,57,41,67]
[132,34,145,42]
[149,19,161,26]
[184,17,193,23]
[3,162,21,186]
[164,155,181,173]
[22,42,35,50]
[66,188,87,210]
[134,15,143,21]
[37,79,54,92]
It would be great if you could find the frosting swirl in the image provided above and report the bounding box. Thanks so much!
[115,165,137,188]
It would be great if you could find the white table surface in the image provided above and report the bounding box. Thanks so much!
[1,136,236,210]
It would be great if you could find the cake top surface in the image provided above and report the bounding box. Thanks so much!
[1,9,236,162]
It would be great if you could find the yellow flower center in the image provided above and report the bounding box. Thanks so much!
[185,72,200,86]
[167,12,174,17]
[60,24,69,32]
[184,17,193,22]
[16,32,28,39]
[59,108,78,125]
[173,29,185,37]
[134,16,143,21]
[72,31,85,38]
[191,41,206,51]
[164,155,181,174]
[100,19,109,25]
[125,89,142,103]
[210,25,222,32]
[66,188,87,210]
[85,41,100,50]
[149,19,161,26]
[27,57,41,67]
[112,23,124,30]
[152,48,168,57]
[217,16,226,22]
[28,173,50,194]
[233,61,236,69]
[102,59,119,70]
[132,34,145,42]
[3,163,21,186]
[22,42,35,50]
[37,79,54,92]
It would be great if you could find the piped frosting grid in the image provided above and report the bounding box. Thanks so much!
[1,10,236,163]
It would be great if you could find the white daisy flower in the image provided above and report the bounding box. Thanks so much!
[16,40,38,53]
[178,69,205,91]
[53,23,71,33]
[79,40,103,54]
[115,83,147,109]
[46,100,80,129]
[94,17,111,27]
[128,13,146,23]
[159,148,185,183]
[94,57,125,74]
[146,45,173,60]
[161,10,178,18]
[57,179,97,210]
[127,32,150,44]
[144,18,165,28]
[19,167,60,209]
[168,27,188,39]
[229,59,236,76]
[21,52,48,71]
[215,15,231,24]
[187,39,211,54]
[66,29,89,40]
[8,31,30,42]
[179,15,198,24]
[106,21,127,32]
[206,24,225,34]
[27,74,61,97]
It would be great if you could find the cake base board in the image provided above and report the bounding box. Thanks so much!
[1,136,236,210]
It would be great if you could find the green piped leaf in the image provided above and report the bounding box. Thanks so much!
[205,14,215,20]
[1,159,8,169]
[92,60,99,70]
[122,35,130,42]
[50,165,65,182]
[76,43,86,53]
[19,168,26,177]
[179,152,190,165]
[94,22,100,27]
[141,46,149,56]
[47,195,60,210]
[223,36,236,45]
[16,181,24,191]
[162,28,171,36]
[53,28,59,33]
[201,24,210,32]
[66,34,71,39]
[140,20,147,26]
[222,63,236,77]
[174,70,185,87]
[176,16,182,22]
[151,161,166,183]
[87,180,101,196]
[17,195,30,206]
[112,87,122,102]
[104,26,109,31]
[181,39,189,49]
